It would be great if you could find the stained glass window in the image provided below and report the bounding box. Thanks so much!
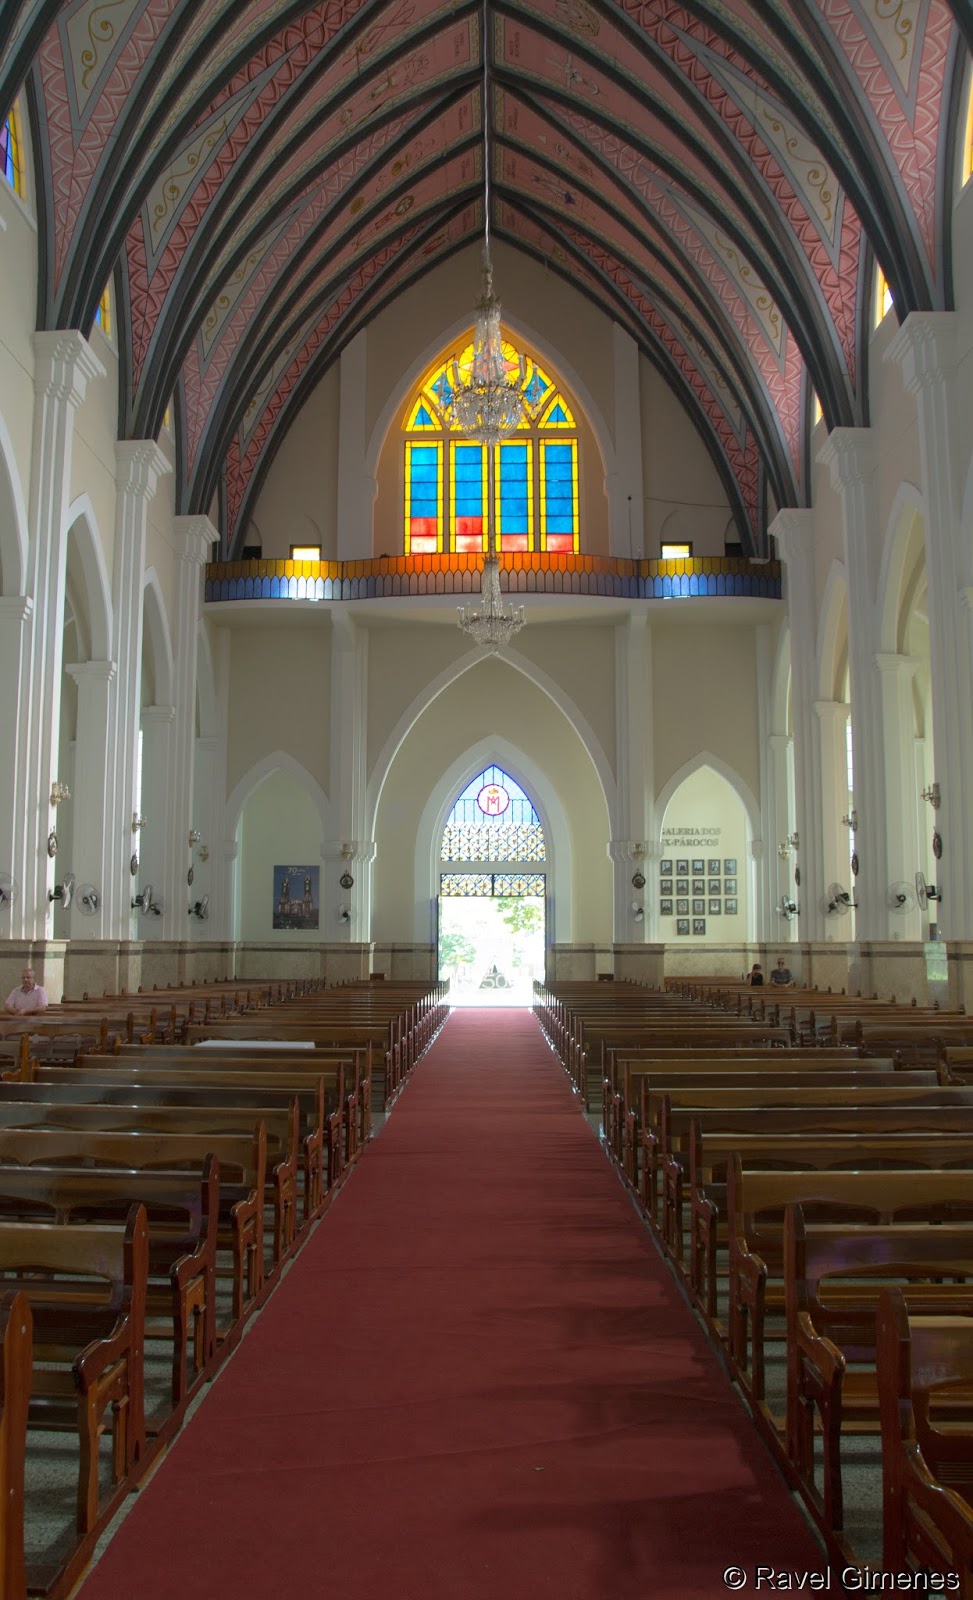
[441,765,546,862]
[94,282,112,340]
[1,103,25,199]
[440,872,546,897]
[403,342,579,555]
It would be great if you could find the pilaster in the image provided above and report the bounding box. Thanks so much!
[885,313,973,938]
[873,653,922,938]
[162,517,215,937]
[0,596,31,882]
[770,509,822,939]
[64,660,114,936]
[329,615,368,935]
[613,613,652,939]
[106,440,171,939]
[818,428,885,939]
[336,330,373,561]
[768,733,797,940]
[608,324,644,557]
[814,700,853,938]
[138,704,174,929]
[13,331,105,939]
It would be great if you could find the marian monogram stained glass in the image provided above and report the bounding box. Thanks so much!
[440,873,546,898]
[441,766,546,863]
[404,345,579,556]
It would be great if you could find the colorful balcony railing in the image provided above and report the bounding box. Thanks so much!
[204,553,781,604]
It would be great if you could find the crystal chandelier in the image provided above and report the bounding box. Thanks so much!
[457,552,525,653]
[446,0,526,448]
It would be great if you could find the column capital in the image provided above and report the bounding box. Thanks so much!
[140,703,175,726]
[607,840,648,864]
[116,440,171,502]
[0,596,32,625]
[31,330,105,407]
[323,839,376,864]
[750,838,765,859]
[769,731,793,751]
[884,312,960,395]
[874,651,918,679]
[768,508,815,567]
[813,698,849,727]
[817,427,874,492]
[172,515,218,566]
[66,658,115,685]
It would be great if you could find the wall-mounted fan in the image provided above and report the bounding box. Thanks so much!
[887,882,917,914]
[189,896,210,921]
[824,882,856,916]
[132,883,162,916]
[49,872,76,909]
[338,905,351,924]
[77,884,100,916]
[0,873,19,910]
[915,871,942,909]
[777,897,798,921]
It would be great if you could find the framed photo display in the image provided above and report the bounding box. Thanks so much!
[692,878,705,894]
[676,918,690,935]
[725,898,738,915]
[724,858,737,874]
[692,918,706,935]
[676,878,689,895]
[692,858,705,875]
[692,898,706,915]
[708,858,721,874]
[708,879,721,896]
[708,899,721,915]
[676,859,689,875]
[660,898,673,916]
[660,860,673,876]
[725,878,738,896]
[676,898,689,915]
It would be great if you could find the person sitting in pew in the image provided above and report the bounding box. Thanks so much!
[770,957,794,988]
[746,963,764,987]
[5,967,48,1014]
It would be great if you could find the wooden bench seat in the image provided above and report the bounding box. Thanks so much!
[877,1289,973,1592]
[0,1127,265,1331]
[0,1160,219,1416]
[0,1291,29,1600]
[784,1206,973,1549]
[0,1207,148,1540]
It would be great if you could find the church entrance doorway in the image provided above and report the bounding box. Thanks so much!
[437,766,548,1008]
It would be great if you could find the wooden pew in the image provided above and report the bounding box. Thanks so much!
[784,1205,973,1549]
[877,1288,973,1592]
[0,1292,29,1600]
[722,1164,973,1410]
[0,1127,265,1330]
[0,1206,148,1538]
[0,1160,219,1416]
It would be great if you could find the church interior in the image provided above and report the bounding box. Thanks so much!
[2,0,973,1594]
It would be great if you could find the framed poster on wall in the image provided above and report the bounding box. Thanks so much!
[676,918,690,935]
[273,865,320,930]
[660,898,673,916]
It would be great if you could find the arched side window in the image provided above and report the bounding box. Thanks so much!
[441,765,546,863]
[94,281,113,341]
[404,343,579,557]
[1,100,26,199]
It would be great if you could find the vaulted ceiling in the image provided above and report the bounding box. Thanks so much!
[1,0,968,554]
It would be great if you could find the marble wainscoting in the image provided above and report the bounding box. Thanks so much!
[944,942,973,1012]
[370,944,437,981]
[663,942,755,982]
[549,944,616,981]
[0,941,68,1003]
[611,944,665,986]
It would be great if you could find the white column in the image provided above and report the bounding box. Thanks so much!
[327,614,369,936]
[608,324,644,558]
[770,510,824,939]
[336,330,375,561]
[106,441,171,940]
[161,517,214,937]
[13,332,105,939]
[814,700,852,937]
[613,613,652,938]
[874,653,922,938]
[885,314,973,939]
[64,661,114,936]
[818,429,889,938]
[768,733,797,939]
[0,597,32,883]
[137,705,173,926]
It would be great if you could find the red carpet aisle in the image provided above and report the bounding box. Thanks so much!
[77,1012,823,1600]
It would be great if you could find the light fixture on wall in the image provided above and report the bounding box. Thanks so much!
[778,831,799,859]
[188,829,201,847]
[132,812,146,832]
[50,781,70,807]
[841,809,858,832]
[921,782,941,809]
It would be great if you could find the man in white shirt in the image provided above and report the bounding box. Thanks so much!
[5,968,48,1014]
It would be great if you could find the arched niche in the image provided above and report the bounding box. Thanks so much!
[227,754,332,944]
[0,415,28,595]
[656,760,755,943]
[371,656,611,947]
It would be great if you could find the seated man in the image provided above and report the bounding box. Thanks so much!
[769,956,794,988]
[5,967,48,1014]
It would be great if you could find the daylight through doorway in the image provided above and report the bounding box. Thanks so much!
[437,764,548,1008]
